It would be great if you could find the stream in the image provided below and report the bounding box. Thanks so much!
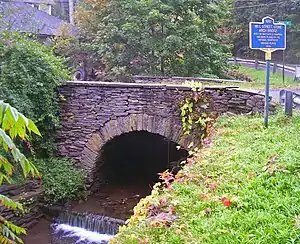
[23,182,152,243]
[23,131,188,243]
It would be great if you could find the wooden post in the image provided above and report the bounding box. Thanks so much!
[69,0,74,25]
[255,59,259,69]
[272,61,277,73]
[295,66,300,81]
[284,91,293,116]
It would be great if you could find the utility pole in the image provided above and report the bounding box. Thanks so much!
[69,0,74,25]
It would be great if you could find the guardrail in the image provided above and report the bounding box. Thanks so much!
[229,57,300,80]
[229,57,296,73]
[279,90,300,115]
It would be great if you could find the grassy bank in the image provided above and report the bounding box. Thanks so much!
[227,66,299,89]
[112,111,300,243]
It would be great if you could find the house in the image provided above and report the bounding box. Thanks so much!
[0,0,75,38]
[10,0,54,14]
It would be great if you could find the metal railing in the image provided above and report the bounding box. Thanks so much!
[279,90,300,115]
[229,57,297,75]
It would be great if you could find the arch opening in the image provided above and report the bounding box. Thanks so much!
[72,131,188,220]
[93,131,188,189]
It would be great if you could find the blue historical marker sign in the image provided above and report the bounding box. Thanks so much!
[249,16,286,50]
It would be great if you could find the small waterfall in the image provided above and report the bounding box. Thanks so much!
[56,212,125,235]
[52,212,125,244]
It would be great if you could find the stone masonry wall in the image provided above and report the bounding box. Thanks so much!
[57,81,269,181]
[0,181,43,229]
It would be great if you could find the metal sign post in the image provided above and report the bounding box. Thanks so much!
[283,50,285,83]
[249,17,287,127]
[265,53,271,127]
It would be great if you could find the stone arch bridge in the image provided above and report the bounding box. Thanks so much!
[57,81,265,183]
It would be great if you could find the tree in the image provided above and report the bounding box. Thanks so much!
[0,32,69,157]
[72,0,230,78]
[0,101,40,244]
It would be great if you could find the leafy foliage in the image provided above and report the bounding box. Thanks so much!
[0,101,40,243]
[0,32,69,157]
[69,0,230,79]
[180,82,216,137]
[113,110,300,243]
[33,158,86,203]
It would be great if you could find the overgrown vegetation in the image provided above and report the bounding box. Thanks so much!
[180,82,216,138]
[33,158,86,203]
[0,101,40,244]
[113,111,300,243]
[0,32,69,157]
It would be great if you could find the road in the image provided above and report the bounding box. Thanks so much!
[229,58,297,78]
[249,88,300,103]
[240,62,295,78]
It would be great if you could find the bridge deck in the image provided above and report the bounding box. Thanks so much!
[64,81,262,96]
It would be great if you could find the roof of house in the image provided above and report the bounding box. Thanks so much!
[0,1,74,36]
[8,0,55,5]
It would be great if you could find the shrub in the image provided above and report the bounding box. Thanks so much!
[33,158,86,203]
[0,32,69,157]
[226,69,254,82]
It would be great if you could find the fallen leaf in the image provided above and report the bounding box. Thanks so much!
[200,194,208,200]
[209,183,218,191]
[168,205,176,214]
[247,171,256,179]
[221,197,232,207]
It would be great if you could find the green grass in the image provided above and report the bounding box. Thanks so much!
[112,111,300,244]
[226,66,299,89]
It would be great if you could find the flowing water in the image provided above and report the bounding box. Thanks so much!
[23,183,148,244]
[51,213,125,244]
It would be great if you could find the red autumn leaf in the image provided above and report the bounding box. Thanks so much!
[168,206,175,214]
[209,183,218,191]
[221,197,232,207]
